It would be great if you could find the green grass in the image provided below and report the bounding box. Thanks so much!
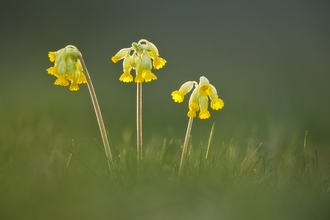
[1,110,329,220]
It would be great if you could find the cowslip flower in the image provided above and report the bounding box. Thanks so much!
[111,39,166,83]
[171,76,224,119]
[47,45,87,91]
[174,76,225,176]
[45,45,114,173]
[111,39,166,180]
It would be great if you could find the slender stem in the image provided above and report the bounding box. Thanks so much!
[179,117,194,177]
[137,82,143,182]
[79,56,114,174]
[205,123,215,160]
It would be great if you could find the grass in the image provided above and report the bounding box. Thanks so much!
[1,109,329,220]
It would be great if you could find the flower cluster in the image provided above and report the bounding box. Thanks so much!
[47,45,87,91]
[111,39,166,83]
[171,76,224,119]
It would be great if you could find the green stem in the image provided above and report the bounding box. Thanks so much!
[79,55,114,174]
[179,117,194,177]
[137,82,143,183]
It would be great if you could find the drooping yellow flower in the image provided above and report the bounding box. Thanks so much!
[54,76,69,86]
[211,97,225,110]
[46,45,87,91]
[187,101,199,118]
[139,52,157,82]
[199,108,211,119]
[171,76,224,119]
[111,39,166,83]
[152,56,167,70]
[112,48,131,64]
[145,41,167,69]
[47,66,59,77]
[198,96,211,119]
[119,71,134,82]
[171,81,195,103]
[142,70,157,82]
[118,53,134,83]
[171,91,185,103]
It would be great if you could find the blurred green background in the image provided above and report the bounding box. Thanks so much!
[1,0,330,219]
[0,0,330,167]
[1,0,329,146]
[0,0,330,144]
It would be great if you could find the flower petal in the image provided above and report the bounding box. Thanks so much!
[152,56,166,69]
[171,90,185,103]
[199,109,211,119]
[47,66,59,77]
[211,98,224,110]
[134,73,144,83]
[142,70,157,82]
[48,52,57,62]
[188,101,199,118]
[119,71,134,83]
[187,110,197,118]
[54,77,69,86]
[69,82,79,91]
[198,84,212,96]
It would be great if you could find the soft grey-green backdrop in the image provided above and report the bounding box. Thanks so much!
[1,0,329,150]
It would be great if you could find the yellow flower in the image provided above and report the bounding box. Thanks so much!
[46,45,87,91]
[198,96,210,119]
[46,66,59,77]
[171,91,185,103]
[171,81,195,103]
[140,52,157,82]
[111,48,131,64]
[199,109,211,119]
[134,74,144,83]
[111,39,166,83]
[145,41,167,69]
[152,56,167,69]
[54,76,69,86]
[172,76,224,119]
[134,57,145,83]
[119,71,134,82]
[210,97,225,110]
[142,70,157,82]
[111,56,119,63]
[187,101,199,118]
[119,53,134,83]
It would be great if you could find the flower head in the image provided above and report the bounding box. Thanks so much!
[111,39,166,83]
[171,76,224,119]
[46,45,87,91]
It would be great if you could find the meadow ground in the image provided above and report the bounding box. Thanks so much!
[0,98,329,220]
